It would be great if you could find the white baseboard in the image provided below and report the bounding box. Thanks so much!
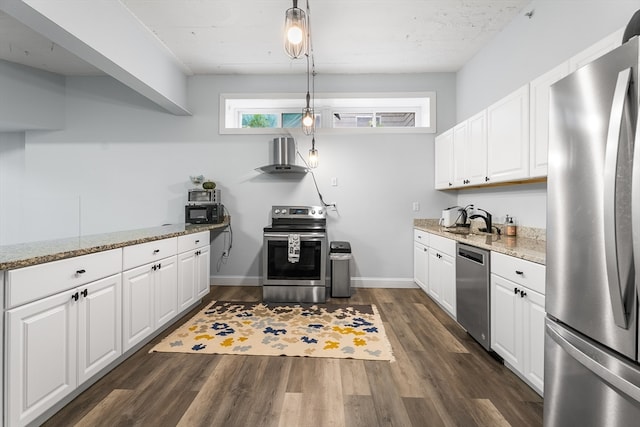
[210,275,418,289]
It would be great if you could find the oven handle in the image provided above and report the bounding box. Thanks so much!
[264,232,326,239]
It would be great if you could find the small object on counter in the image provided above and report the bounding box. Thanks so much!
[505,214,517,236]
[202,181,216,190]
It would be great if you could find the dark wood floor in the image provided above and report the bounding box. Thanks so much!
[43,286,543,427]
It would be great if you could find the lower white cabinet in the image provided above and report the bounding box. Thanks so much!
[122,255,178,352]
[6,273,122,427]
[491,252,545,395]
[413,230,429,292]
[428,235,456,319]
[178,245,211,312]
[413,230,456,319]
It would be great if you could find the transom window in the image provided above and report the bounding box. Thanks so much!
[220,92,436,134]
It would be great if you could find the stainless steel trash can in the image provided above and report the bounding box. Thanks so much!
[330,241,352,297]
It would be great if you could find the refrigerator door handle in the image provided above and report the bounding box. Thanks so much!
[604,67,632,329]
[547,321,640,403]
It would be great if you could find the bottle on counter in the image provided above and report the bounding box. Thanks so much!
[505,214,517,237]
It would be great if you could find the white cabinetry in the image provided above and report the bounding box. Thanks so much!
[428,234,456,319]
[5,250,122,427]
[413,230,429,292]
[487,84,530,183]
[122,238,178,352]
[491,252,545,395]
[529,62,570,178]
[434,128,454,189]
[453,110,488,187]
[177,231,211,311]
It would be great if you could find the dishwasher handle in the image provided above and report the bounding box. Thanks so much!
[457,246,486,265]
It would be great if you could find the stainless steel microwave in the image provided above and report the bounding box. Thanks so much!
[185,204,224,224]
[187,189,220,205]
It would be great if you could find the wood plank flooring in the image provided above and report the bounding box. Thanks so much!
[42,286,543,427]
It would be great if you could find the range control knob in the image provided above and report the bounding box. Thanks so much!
[274,209,280,214]
[311,210,316,214]
[318,210,323,215]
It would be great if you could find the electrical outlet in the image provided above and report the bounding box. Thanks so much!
[412,201,420,212]
[331,177,338,186]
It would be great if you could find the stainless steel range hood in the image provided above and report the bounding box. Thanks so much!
[257,137,308,174]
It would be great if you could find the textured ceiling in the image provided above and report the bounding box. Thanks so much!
[0,0,530,76]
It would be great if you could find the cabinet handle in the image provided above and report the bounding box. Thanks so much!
[153,249,160,254]
[76,269,86,275]
[485,177,490,182]
[515,270,524,275]
[423,248,427,252]
[195,240,200,244]
[514,287,520,295]
[152,265,157,271]
[158,263,161,270]
[448,182,452,187]
[71,292,79,301]
[81,289,88,298]
[521,291,527,298]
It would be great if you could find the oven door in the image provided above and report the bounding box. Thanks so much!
[262,232,327,286]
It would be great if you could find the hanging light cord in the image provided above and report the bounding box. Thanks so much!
[296,149,336,209]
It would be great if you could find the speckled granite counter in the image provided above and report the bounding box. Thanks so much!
[0,218,230,270]
[414,218,546,265]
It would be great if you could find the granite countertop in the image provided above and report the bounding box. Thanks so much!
[414,219,546,265]
[0,218,230,271]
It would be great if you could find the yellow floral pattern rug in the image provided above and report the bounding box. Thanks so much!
[150,301,394,361]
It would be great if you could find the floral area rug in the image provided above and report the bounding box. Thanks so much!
[150,301,394,361]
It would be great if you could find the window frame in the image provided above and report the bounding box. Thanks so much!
[219,92,436,135]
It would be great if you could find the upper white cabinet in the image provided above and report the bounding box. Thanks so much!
[452,121,468,187]
[434,128,454,189]
[487,84,530,184]
[568,28,623,72]
[529,62,570,178]
[462,110,488,186]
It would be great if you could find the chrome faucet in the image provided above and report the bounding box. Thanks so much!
[469,208,492,233]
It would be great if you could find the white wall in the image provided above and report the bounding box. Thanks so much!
[453,0,640,228]
[8,72,457,285]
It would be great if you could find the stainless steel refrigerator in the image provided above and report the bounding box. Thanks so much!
[545,35,640,426]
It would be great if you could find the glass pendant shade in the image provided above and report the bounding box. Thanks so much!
[302,108,314,135]
[308,147,319,168]
[284,2,308,59]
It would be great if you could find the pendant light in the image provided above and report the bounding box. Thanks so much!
[284,0,308,59]
[308,136,319,168]
[302,53,314,135]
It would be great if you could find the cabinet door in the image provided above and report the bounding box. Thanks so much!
[439,253,456,318]
[452,121,468,187]
[178,250,197,312]
[155,255,178,328]
[7,291,77,427]
[122,264,155,352]
[428,249,442,301]
[196,245,211,298]
[467,110,488,185]
[529,62,570,178]
[491,274,522,369]
[522,289,546,395]
[434,129,454,189]
[77,274,122,384]
[487,85,530,183]
[413,242,429,293]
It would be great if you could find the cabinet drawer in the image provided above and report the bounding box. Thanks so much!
[123,237,177,270]
[492,251,545,294]
[177,231,210,253]
[428,233,456,256]
[414,229,429,246]
[6,248,122,308]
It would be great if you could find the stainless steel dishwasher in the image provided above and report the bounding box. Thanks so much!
[456,243,491,352]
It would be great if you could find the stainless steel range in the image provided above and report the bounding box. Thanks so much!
[262,205,327,303]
